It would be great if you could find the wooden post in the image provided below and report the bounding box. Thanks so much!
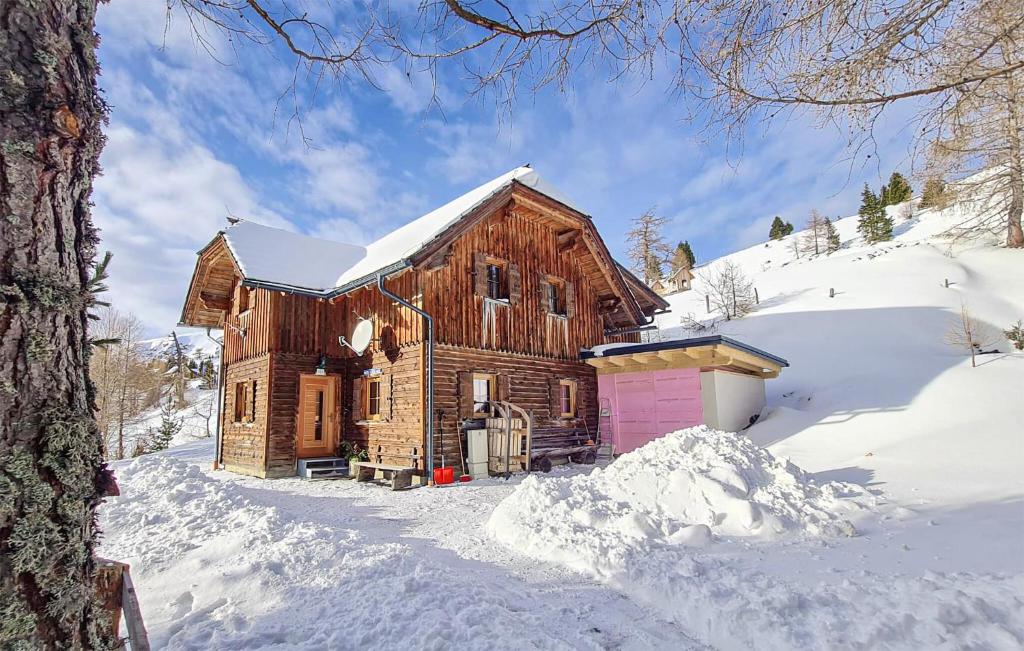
[122,569,151,651]
[754,288,759,304]
[705,294,710,313]
[944,278,950,288]
[830,287,835,298]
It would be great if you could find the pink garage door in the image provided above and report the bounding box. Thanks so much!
[598,368,703,454]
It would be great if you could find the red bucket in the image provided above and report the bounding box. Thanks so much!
[433,466,455,485]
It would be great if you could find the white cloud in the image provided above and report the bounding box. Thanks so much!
[93,119,294,332]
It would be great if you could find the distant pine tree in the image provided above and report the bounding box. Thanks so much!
[769,216,786,240]
[857,184,893,243]
[671,241,696,272]
[149,402,182,453]
[825,217,841,253]
[881,172,912,206]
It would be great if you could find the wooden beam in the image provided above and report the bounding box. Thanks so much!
[199,291,230,311]
[722,346,783,374]
[556,229,581,253]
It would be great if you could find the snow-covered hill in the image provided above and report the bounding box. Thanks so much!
[137,329,221,363]
[656,200,1024,513]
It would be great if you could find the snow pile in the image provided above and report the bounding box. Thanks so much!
[486,428,1024,649]
[488,427,866,567]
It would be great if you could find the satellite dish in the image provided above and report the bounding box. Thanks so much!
[349,319,374,355]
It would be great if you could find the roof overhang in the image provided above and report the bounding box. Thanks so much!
[616,263,671,315]
[179,233,241,328]
[581,335,788,378]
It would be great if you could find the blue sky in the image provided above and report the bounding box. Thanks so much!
[93,2,917,335]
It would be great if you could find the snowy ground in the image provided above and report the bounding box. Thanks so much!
[99,198,1024,649]
[101,440,704,650]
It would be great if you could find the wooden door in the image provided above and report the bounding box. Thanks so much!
[297,374,339,459]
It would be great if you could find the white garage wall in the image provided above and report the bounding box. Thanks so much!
[699,371,766,432]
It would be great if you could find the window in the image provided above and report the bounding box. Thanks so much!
[472,373,496,417]
[486,262,508,301]
[365,377,382,421]
[233,381,254,423]
[236,285,250,314]
[313,389,324,441]
[547,279,567,316]
[233,383,246,422]
[559,379,577,418]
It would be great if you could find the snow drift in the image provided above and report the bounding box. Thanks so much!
[488,427,866,567]
[487,428,1024,649]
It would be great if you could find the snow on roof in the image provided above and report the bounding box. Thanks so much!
[333,166,583,287]
[219,167,584,294]
[222,220,366,293]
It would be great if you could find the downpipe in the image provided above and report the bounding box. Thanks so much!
[206,328,225,470]
[376,274,435,485]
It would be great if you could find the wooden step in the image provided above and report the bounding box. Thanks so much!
[297,457,348,479]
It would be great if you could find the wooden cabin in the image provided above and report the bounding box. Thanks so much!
[180,167,670,479]
[651,265,694,295]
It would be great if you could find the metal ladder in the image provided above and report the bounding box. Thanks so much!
[596,397,615,461]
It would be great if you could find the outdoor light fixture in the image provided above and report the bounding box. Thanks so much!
[315,355,327,376]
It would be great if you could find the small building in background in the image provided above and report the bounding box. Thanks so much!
[581,336,788,454]
[651,266,694,295]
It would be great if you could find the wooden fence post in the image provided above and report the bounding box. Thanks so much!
[705,294,710,313]
[829,288,835,298]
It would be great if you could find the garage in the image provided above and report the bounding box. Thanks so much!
[583,336,788,453]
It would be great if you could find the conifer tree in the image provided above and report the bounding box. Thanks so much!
[645,252,664,284]
[857,184,893,243]
[881,172,913,206]
[825,217,841,253]
[671,241,696,273]
[769,216,786,240]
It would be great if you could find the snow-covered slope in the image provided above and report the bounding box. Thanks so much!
[656,201,1024,510]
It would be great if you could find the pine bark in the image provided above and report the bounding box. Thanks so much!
[1,1,112,648]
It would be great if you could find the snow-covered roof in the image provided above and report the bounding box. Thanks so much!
[222,220,365,293]
[333,166,583,288]
[220,166,585,295]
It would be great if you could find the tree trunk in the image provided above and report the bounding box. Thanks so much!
[0,1,112,648]
[1008,166,1024,249]
[171,330,187,408]
[1002,40,1023,249]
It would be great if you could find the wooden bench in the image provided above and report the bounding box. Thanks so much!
[353,462,416,490]
[530,426,598,473]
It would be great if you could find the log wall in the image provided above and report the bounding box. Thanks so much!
[221,354,270,477]
[344,345,425,470]
[422,208,613,359]
[431,345,598,472]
